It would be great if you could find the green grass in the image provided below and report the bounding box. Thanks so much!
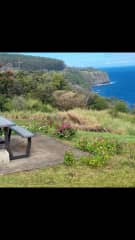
[0,128,135,187]
[71,130,135,144]
[1,109,135,187]
[0,159,135,187]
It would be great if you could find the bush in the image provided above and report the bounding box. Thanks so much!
[64,151,76,166]
[64,137,123,168]
[41,104,56,113]
[25,98,55,112]
[55,122,76,139]
[80,137,123,155]
[11,96,26,111]
[113,100,129,113]
[0,95,9,111]
[77,137,123,166]
[53,90,86,110]
[87,94,109,110]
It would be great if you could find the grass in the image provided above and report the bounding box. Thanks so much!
[71,130,135,144]
[1,158,135,187]
[1,109,135,187]
[2,108,135,135]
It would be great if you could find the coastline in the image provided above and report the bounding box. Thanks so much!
[92,81,116,87]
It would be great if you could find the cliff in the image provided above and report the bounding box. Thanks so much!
[63,68,110,90]
[79,70,110,86]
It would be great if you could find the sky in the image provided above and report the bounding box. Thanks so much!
[9,52,135,68]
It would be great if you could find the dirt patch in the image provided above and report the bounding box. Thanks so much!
[0,134,88,175]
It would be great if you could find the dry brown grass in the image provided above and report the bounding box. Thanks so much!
[3,108,135,135]
[57,110,111,132]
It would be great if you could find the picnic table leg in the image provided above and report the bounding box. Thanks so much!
[26,137,31,156]
[0,128,5,144]
[4,127,13,160]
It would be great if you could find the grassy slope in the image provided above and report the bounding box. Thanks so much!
[1,109,135,187]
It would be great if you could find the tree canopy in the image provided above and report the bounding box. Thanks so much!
[0,53,65,71]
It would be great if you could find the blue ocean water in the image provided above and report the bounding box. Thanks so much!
[92,66,135,107]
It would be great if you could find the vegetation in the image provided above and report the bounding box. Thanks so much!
[0,58,135,187]
[0,53,65,71]
[0,71,71,111]
[0,109,135,186]
[64,151,76,166]
[55,122,76,139]
[63,67,109,90]
[87,93,109,110]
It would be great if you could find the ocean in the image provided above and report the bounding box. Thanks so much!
[92,66,135,108]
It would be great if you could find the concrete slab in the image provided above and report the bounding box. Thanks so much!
[0,134,88,175]
[0,150,10,165]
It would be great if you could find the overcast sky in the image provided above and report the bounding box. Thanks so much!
[11,52,135,68]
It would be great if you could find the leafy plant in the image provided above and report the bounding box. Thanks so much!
[55,122,76,139]
[79,155,106,167]
[64,151,76,166]
[76,137,123,167]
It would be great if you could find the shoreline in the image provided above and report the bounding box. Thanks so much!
[92,81,112,87]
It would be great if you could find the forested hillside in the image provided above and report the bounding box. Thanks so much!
[0,53,113,112]
[0,53,65,71]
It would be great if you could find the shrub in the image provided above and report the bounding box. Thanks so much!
[77,137,123,166]
[55,122,76,139]
[87,94,109,110]
[113,100,129,113]
[41,104,56,113]
[53,90,86,110]
[25,98,43,111]
[0,95,9,111]
[64,151,76,166]
[11,96,26,111]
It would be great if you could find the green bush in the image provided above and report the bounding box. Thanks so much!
[77,137,123,166]
[41,104,56,113]
[64,151,76,166]
[3,96,57,113]
[87,94,109,110]
[25,98,43,111]
[113,100,129,113]
[64,140,135,167]
[11,96,26,111]
[0,95,10,111]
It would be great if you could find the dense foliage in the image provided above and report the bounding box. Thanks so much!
[0,53,65,71]
[0,71,71,111]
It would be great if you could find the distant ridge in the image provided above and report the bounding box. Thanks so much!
[0,53,65,71]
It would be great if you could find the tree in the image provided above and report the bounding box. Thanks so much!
[113,100,129,113]
[87,94,109,110]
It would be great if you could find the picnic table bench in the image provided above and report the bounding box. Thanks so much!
[0,116,34,160]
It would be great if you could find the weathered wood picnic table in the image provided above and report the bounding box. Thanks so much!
[0,116,34,160]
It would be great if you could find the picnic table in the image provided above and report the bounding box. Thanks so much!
[0,116,16,156]
[0,116,34,160]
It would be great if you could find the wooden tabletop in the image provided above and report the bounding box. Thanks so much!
[0,116,16,128]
